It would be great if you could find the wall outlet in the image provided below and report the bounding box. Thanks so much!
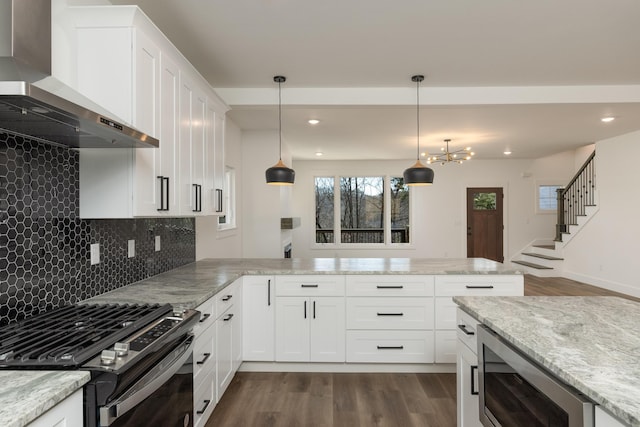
[90,243,100,265]
[128,239,135,258]
[155,235,161,252]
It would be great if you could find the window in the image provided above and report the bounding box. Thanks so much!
[315,175,410,245]
[218,167,236,230]
[537,184,563,213]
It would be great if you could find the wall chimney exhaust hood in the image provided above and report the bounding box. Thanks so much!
[0,0,158,149]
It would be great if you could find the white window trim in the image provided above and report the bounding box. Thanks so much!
[535,180,563,215]
[217,166,237,233]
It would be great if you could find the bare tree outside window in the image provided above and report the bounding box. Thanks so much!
[390,177,410,243]
[340,177,384,243]
[315,177,334,243]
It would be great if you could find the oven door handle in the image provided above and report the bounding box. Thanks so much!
[99,335,194,426]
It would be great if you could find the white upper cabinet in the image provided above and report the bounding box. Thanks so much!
[70,6,228,218]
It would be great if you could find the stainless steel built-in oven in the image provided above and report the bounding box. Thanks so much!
[477,325,594,427]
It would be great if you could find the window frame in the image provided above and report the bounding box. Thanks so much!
[535,181,563,215]
[313,174,412,248]
[217,166,236,231]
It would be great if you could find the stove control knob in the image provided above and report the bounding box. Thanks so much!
[101,350,116,365]
[114,342,130,357]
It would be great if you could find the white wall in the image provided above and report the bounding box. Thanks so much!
[562,130,640,297]
[196,118,243,259]
[291,156,576,260]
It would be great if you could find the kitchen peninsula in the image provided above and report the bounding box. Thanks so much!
[454,296,640,427]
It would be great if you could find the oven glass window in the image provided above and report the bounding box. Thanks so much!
[483,346,569,426]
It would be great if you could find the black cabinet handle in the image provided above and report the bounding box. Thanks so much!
[458,324,475,336]
[157,176,169,211]
[224,313,234,321]
[471,365,479,395]
[196,352,211,365]
[164,177,169,210]
[377,312,404,316]
[377,345,404,350]
[267,279,271,306]
[304,301,307,319]
[192,184,202,212]
[301,284,319,288]
[196,399,211,415]
[216,188,223,213]
[376,285,403,289]
[465,285,494,289]
[222,295,232,301]
[199,313,211,323]
[313,300,316,319]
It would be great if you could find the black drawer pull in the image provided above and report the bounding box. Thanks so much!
[376,285,403,289]
[301,284,319,288]
[199,313,211,323]
[377,345,404,350]
[471,365,479,395]
[196,399,211,415]
[196,352,211,365]
[377,312,404,316]
[224,313,234,321]
[465,285,494,289]
[222,295,232,301]
[458,324,475,336]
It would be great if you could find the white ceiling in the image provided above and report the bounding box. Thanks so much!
[109,0,640,160]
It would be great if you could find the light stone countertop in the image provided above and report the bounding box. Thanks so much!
[86,257,522,310]
[454,296,640,427]
[0,371,90,427]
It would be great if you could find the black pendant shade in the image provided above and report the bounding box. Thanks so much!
[266,75,295,185]
[403,75,434,186]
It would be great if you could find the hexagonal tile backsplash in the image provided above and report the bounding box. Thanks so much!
[0,132,195,326]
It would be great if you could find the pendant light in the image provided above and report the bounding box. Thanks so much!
[266,75,295,185]
[403,75,434,186]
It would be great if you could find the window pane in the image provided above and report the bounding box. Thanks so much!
[473,192,497,210]
[539,185,562,211]
[315,177,334,243]
[340,177,384,243]
[390,177,410,243]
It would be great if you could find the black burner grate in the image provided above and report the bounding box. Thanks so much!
[0,303,172,368]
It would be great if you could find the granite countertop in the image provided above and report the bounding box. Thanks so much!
[0,371,90,427]
[454,296,640,427]
[87,257,522,310]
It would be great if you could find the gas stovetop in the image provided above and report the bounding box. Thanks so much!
[0,303,199,371]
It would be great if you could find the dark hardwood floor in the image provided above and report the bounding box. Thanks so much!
[206,275,635,427]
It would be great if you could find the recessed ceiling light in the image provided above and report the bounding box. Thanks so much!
[315,151,323,157]
[504,151,512,155]
[601,116,615,123]
[308,119,320,125]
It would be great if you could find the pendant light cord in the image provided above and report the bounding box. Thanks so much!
[278,78,283,161]
[416,77,420,160]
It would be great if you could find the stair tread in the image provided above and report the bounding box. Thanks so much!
[533,244,555,250]
[512,260,554,270]
[522,252,564,261]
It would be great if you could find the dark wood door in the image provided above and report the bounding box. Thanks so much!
[466,187,503,262]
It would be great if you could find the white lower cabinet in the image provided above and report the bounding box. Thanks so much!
[28,389,83,427]
[596,406,630,427]
[242,276,275,361]
[346,330,434,363]
[456,308,482,427]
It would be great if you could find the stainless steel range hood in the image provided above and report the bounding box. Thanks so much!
[0,0,159,148]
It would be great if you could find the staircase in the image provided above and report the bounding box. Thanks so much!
[511,152,597,276]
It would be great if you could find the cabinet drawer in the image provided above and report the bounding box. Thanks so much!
[276,275,345,296]
[193,297,216,337]
[346,330,434,363]
[435,330,457,363]
[456,308,480,354]
[434,275,523,297]
[215,281,239,318]
[194,373,215,427]
[346,297,433,330]
[345,275,434,297]
[435,297,458,330]
[193,325,215,390]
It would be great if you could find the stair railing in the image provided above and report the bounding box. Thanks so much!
[555,151,596,241]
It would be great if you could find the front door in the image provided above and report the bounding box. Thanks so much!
[466,188,504,262]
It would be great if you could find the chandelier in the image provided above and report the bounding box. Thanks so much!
[426,139,474,165]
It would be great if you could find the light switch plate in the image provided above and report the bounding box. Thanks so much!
[155,235,161,252]
[128,239,135,258]
[90,243,100,265]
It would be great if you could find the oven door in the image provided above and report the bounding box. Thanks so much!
[477,325,593,427]
[98,334,194,427]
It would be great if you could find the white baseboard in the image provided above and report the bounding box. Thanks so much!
[563,270,640,298]
[239,361,456,373]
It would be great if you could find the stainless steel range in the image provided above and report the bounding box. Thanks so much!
[0,303,199,427]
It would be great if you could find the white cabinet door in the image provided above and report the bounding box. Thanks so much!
[275,296,310,362]
[457,340,482,427]
[216,308,234,401]
[231,281,243,372]
[242,276,275,361]
[309,297,345,362]
[29,389,83,427]
[205,103,226,215]
[595,406,629,427]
